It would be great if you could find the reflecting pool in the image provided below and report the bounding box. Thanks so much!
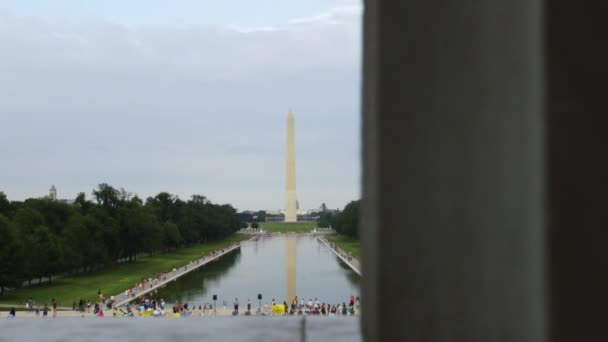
[154,235,360,306]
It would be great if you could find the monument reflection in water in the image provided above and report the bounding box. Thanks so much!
[286,235,297,301]
[154,235,360,306]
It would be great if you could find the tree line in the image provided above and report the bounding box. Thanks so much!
[317,200,360,239]
[0,184,243,295]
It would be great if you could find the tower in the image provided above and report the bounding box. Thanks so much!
[49,185,57,201]
[285,111,297,222]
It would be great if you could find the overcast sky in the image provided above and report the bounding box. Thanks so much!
[0,0,362,211]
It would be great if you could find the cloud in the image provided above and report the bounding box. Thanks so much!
[0,1,362,210]
[288,0,362,25]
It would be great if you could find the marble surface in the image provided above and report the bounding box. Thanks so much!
[0,316,361,342]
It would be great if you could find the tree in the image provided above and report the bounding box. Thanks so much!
[254,211,266,222]
[0,185,245,287]
[92,183,121,211]
[317,212,334,228]
[164,221,182,248]
[60,213,88,273]
[251,222,259,229]
[0,192,10,216]
[30,225,62,283]
[13,207,46,283]
[332,200,360,238]
[0,215,24,295]
[74,192,92,214]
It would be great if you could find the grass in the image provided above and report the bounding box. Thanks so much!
[258,221,318,233]
[0,234,249,307]
[326,234,361,261]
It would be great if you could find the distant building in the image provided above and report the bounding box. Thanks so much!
[265,215,285,222]
[49,185,57,201]
[297,214,319,222]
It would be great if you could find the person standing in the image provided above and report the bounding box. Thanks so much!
[233,298,239,315]
[8,307,15,319]
[52,301,57,318]
[247,299,251,314]
[43,304,48,318]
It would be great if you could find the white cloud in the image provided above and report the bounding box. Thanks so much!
[0,1,362,210]
[289,0,362,26]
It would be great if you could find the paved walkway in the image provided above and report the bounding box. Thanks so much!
[111,243,243,307]
[317,237,361,276]
[236,230,335,236]
[0,316,362,342]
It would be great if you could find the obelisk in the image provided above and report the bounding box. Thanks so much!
[285,111,297,222]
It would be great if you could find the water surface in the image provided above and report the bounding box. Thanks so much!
[154,235,360,306]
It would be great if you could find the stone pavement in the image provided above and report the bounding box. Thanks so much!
[0,316,361,342]
[317,237,361,275]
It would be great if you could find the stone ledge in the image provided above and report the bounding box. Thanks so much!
[0,316,361,342]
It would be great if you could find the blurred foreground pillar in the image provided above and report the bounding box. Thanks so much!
[360,0,545,341]
[546,1,608,341]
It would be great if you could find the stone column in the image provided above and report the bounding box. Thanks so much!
[361,0,545,341]
[545,1,608,340]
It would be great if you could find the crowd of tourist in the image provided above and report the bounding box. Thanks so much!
[328,242,354,262]
[268,295,361,316]
[124,294,361,318]
[9,297,58,318]
[7,293,360,319]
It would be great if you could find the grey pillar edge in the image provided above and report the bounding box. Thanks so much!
[360,0,546,341]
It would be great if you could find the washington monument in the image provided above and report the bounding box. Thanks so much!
[285,110,297,222]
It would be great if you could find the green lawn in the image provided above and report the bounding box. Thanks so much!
[258,221,318,233]
[0,235,249,307]
[326,235,361,261]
